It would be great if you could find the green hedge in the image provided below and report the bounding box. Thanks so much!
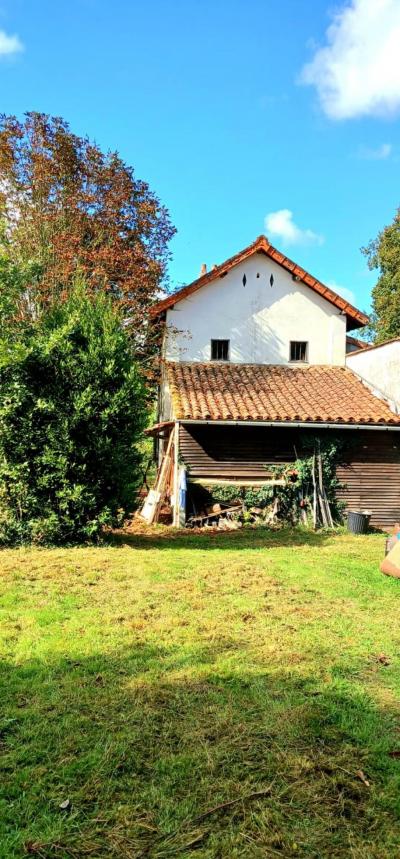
[0,287,147,545]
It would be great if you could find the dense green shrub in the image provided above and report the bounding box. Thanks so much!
[0,287,147,545]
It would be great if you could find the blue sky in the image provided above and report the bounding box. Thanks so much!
[1,0,400,313]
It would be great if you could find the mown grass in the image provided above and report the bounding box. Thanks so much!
[1,527,400,858]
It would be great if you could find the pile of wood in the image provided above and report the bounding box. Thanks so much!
[187,502,243,529]
[249,497,280,526]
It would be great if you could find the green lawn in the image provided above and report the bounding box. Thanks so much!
[1,528,400,858]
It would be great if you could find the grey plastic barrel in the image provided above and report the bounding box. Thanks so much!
[347,511,370,535]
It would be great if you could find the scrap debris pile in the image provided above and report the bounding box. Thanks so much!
[186,499,286,529]
[186,446,338,530]
[187,503,243,530]
[140,434,342,530]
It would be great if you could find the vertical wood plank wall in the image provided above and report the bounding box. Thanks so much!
[179,424,400,528]
[336,432,400,528]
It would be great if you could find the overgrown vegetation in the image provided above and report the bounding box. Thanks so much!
[0,287,147,545]
[1,529,400,857]
[203,435,346,525]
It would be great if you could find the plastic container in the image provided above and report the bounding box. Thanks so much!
[347,510,371,535]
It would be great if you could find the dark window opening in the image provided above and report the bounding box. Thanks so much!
[290,341,308,362]
[211,339,230,361]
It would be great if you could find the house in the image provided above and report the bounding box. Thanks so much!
[148,235,400,528]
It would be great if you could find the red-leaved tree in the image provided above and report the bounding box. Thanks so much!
[0,112,175,362]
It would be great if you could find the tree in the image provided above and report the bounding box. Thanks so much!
[0,285,148,545]
[0,221,42,349]
[0,112,175,361]
[363,208,400,343]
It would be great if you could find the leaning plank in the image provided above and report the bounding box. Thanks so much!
[322,486,334,527]
[153,432,175,524]
[312,453,317,529]
[140,489,161,524]
[140,431,174,524]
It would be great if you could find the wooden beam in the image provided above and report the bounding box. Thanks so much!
[188,478,285,487]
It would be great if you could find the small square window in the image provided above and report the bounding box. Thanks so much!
[290,341,308,362]
[211,339,230,361]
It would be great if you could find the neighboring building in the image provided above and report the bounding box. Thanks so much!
[346,338,400,407]
[346,335,370,354]
[149,235,400,528]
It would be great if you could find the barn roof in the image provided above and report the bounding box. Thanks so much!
[152,235,369,331]
[166,361,400,426]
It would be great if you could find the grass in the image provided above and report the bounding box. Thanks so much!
[1,526,400,858]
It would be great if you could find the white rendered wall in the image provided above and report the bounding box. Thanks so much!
[347,340,400,408]
[164,254,347,365]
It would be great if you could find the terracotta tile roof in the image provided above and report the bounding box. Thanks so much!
[166,362,400,426]
[152,235,369,330]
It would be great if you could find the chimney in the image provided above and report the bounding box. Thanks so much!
[199,263,207,276]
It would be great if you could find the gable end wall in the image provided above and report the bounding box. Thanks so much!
[164,254,347,366]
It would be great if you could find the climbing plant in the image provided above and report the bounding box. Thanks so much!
[204,435,346,527]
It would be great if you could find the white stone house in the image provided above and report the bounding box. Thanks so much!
[148,235,400,527]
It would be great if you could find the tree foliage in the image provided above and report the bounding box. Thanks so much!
[0,112,175,360]
[363,208,400,342]
[0,286,148,545]
[0,221,42,349]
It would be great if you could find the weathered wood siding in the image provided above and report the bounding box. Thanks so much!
[337,431,400,528]
[179,424,295,480]
[179,424,400,528]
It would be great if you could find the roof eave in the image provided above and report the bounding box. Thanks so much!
[178,418,400,430]
[150,235,369,329]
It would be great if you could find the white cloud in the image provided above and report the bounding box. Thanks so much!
[265,209,324,247]
[358,142,392,159]
[0,30,23,58]
[326,281,356,306]
[299,0,400,120]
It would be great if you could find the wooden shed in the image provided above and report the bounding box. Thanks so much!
[153,362,400,528]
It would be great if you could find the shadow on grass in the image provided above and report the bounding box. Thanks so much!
[107,526,342,552]
[1,641,399,858]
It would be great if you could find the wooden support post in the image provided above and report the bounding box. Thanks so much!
[173,422,180,528]
[172,423,187,528]
[178,466,187,527]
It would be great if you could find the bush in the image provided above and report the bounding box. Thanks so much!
[0,286,148,545]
